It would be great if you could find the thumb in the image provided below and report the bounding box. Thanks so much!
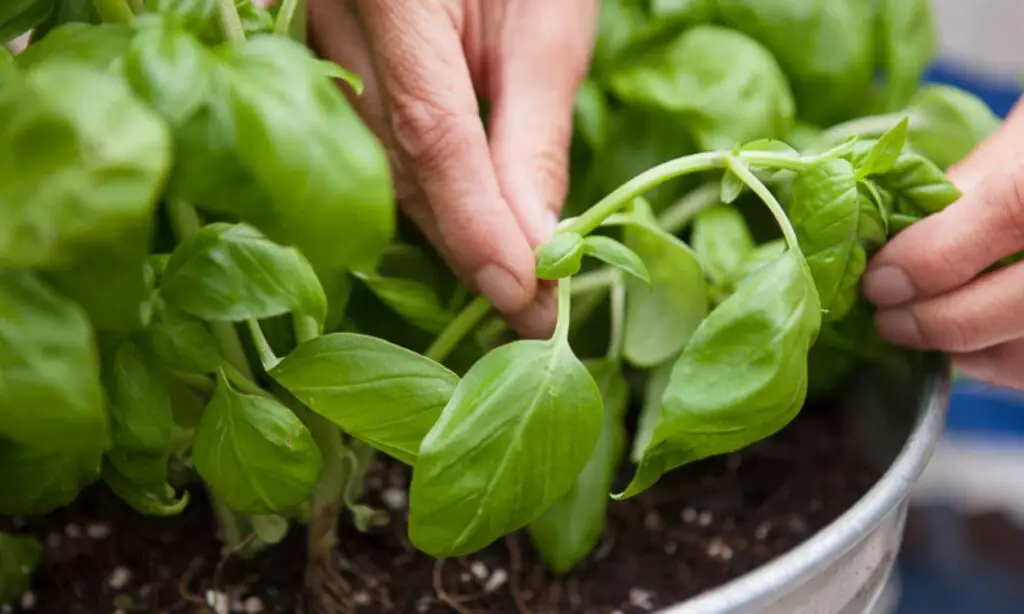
[487,0,598,246]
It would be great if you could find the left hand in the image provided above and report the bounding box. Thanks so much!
[861,98,1024,389]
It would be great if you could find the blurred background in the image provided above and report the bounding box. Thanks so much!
[893,3,1024,613]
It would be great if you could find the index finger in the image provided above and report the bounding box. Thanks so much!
[356,0,538,319]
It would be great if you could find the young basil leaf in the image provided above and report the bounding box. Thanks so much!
[903,85,1001,170]
[101,338,175,482]
[144,297,220,374]
[193,372,323,514]
[408,338,603,557]
[0,270,108,450]
[102,458,190,516]
[270,333,459,465]
[234,0,274,36]
[0,0,53,42]
[172,36,395,273]
[873,151,961,216]
[632,359,674,462]
[608,25,794,149]
[715,0,874,125]
[14,23,132,71]
[98,337,188,516]
[160,223,327,328]
[0,533,41,606]
[536,232,585,280]
[353,272,453,334]
[888,213,920,235]
[125,21,212,125]
[875,0,938,112]
[614,201,708,368]
[619,250,821,499]
[691,205,755,286]
[314,59,364,95]
[855,118,908,179]
[527,359,628,574]
[789,158,884,321]
[719,169,745,204]
[740,138,798,156]
[581,235,650,285]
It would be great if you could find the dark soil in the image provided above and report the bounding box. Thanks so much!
[1,406,879,614]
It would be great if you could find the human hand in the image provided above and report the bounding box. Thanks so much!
[861,97,1024,388]
[308,0,597,338]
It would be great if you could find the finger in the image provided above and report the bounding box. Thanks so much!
[862,157,1024,308]
[357,0,539,322]
[874,257,1024,352]
[486,0,598,245]
[954,337,1024,391]
[947,97,1023,191]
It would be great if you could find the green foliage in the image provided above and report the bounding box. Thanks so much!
[0,533,41,606]
[0,0,997,591]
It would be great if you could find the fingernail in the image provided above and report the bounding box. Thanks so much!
[875,309,922,347]
[862,266,915,307]
[475,264,528,314]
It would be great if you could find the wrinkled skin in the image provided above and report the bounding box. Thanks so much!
[309,0,597,338]
[863,97,1024,389]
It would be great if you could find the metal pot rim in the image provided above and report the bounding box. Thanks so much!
[658,361,952,613]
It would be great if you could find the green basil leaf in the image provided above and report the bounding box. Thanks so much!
[888,213,920,235]
[0,440,104,515]
[270,333,459,465]
[15,23,132,71]
[234,0,273,36]
[874,151,961,216]
[25,0,99,42]
[98,337,187,516]
[619,250,821,499]
[0,0,53,42]
[904,85,1001,170]
[615,201,708,368]
[169,36,395,273]
[125,21,212,125]
[608,25,794,150]
[740,138,798,156]
[160,223,327,327]
[0,61,170,329]
[536,232,585,280]
[574,79,610,152]
[789,158,884,321]
[528,359,628,574]
[715,0,874,125]
[855,118,908,179]
[145,0,215,31]
[409,338,603,557]
[193,372,322,514]
[737,238,786,281]
[692,205,755,286]
[144,297,220,374]
[582,235,650,285]
[0,270,107,450]
[102,458,189,516]
[0,533,41,606]
[632,359,674,462]
[353,272,453,334]
[100,338,174,482]
[875,0,938,112]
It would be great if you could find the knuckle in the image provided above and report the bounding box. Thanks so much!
[992,160,1024,245]
[389,94,481,175]
[916,304,979,352]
